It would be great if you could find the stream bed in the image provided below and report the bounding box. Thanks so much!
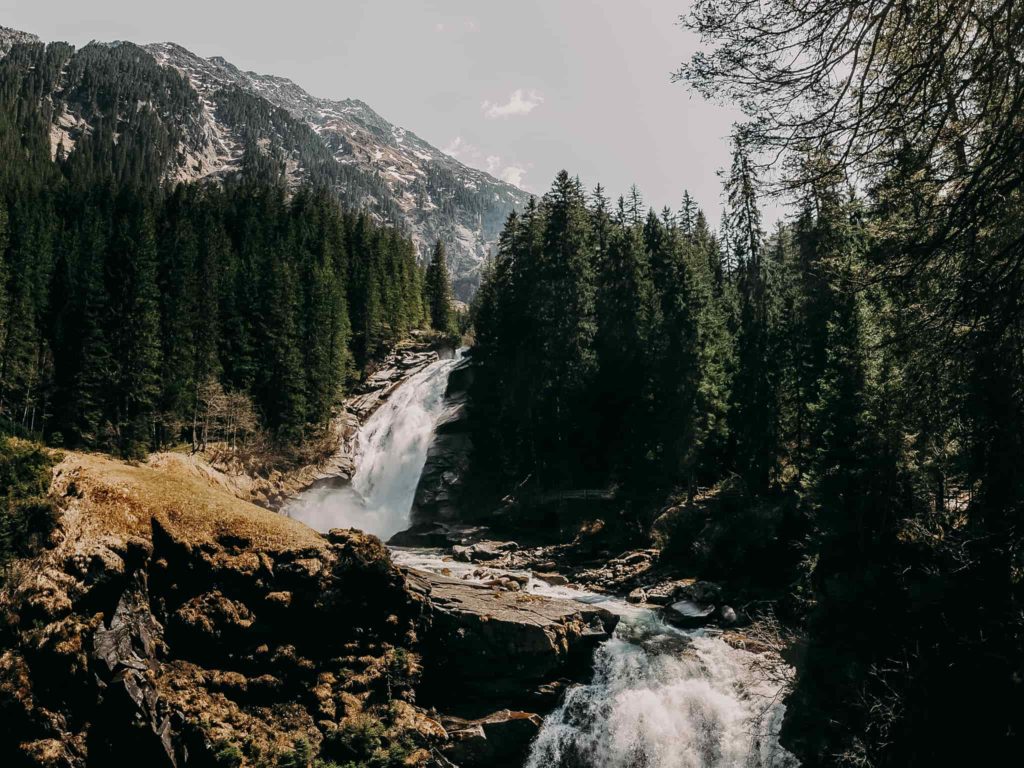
[285,348,798,767]
[394,549,798,768]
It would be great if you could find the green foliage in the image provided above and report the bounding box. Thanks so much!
[0,57,431,456]
[212,741,245,768]
[652,479,798,593]
[276,738,312,768]
[471,171,736,502]
[320,715,412,768]
[0,438,58,573]
[424,240,456,336]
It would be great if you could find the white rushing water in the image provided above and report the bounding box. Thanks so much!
[393,549,798,768]
[283,350,463,540]
[285,344,796,768]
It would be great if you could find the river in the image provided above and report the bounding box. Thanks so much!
[285,349,798,768]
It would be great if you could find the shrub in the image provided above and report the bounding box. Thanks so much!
[320,715,413,768]
[0,439,59,574]
[277,738,312,768]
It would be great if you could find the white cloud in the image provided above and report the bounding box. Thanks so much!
[481,89,544,119]
[442,136,468,156]
[496,165,528,187]
[443,137,532,191]
[434,18,479,34]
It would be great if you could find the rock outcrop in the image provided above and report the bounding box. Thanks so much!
[0,452,432,767]
[0,449,617,767]
[411,355,474,525]
[441,710,543,768]
[407,569,618,713]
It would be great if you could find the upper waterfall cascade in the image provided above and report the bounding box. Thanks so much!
[284,350,463,539]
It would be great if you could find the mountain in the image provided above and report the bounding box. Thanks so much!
[0,26,530,298]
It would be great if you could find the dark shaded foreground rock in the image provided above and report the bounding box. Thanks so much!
[412,355,474,524]
[0,453,436,767]
[387,521,491,548]
[0,451,617,768]
[406,568,618,715]
[441,710,543,768]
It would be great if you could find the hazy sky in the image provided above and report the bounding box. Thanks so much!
[1,0,756,220]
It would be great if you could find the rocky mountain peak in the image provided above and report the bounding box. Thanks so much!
[1,28,528,298]
[0,25,40,56]
[143,40,530,298]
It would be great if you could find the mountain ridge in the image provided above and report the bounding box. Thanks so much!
[0,26,529,298]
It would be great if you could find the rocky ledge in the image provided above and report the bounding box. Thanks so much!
[0,451,614,768]
[408,569,617,712]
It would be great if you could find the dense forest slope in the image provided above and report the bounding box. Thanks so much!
[0,26,529,299]
[458,0,1024,758]
[0,28,474,457]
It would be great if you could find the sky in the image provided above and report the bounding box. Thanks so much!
[0,0,760,221]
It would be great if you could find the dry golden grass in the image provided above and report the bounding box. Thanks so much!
[53,451,324,554]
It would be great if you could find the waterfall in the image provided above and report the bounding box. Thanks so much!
[524,609,798,768]
[284,350,462,539]
[392,549,798,768]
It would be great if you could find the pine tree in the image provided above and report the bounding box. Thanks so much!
[107,195,162,456]
[724,134,778,492]
[679,190,698,237]
[425,240,456,336]
[594,207,657,485]
[533,171,598,486]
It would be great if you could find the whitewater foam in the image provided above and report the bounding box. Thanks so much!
[284,351,462,540]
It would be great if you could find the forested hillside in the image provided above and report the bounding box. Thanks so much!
[470,85,1023,768]
[0,37,444,458]
[0,26,531,302]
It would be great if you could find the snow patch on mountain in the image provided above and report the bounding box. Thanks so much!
[144,41,530,297]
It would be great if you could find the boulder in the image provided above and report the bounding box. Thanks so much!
[408,569,618,708]
[643,578,722,607]
[626,587,647,604]
[718,605,738,625]
[442,710,543,768]
[533,572,569,587]
[387,521,490,548]
[644,579,697,606]
[452,540,518,563]
[664,599,717,629]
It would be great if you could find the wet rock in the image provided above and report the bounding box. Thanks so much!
[718,605,738,625]
[388,521,490,548]
[627,587,647,604]
[451,540,518,563]
[442,710,543,768]
[408,569,618,707]
[644,579,697,606]
[533,572,569,587]
[664,599,717,629]
[411,356,474,524]
[571,548,658,593]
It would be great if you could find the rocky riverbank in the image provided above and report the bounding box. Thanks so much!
[0,450,619,768]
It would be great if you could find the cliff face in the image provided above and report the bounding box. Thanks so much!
[0,452,428,767]
[0,450,616,768]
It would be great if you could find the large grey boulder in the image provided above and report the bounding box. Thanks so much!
[407,569,618,708]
